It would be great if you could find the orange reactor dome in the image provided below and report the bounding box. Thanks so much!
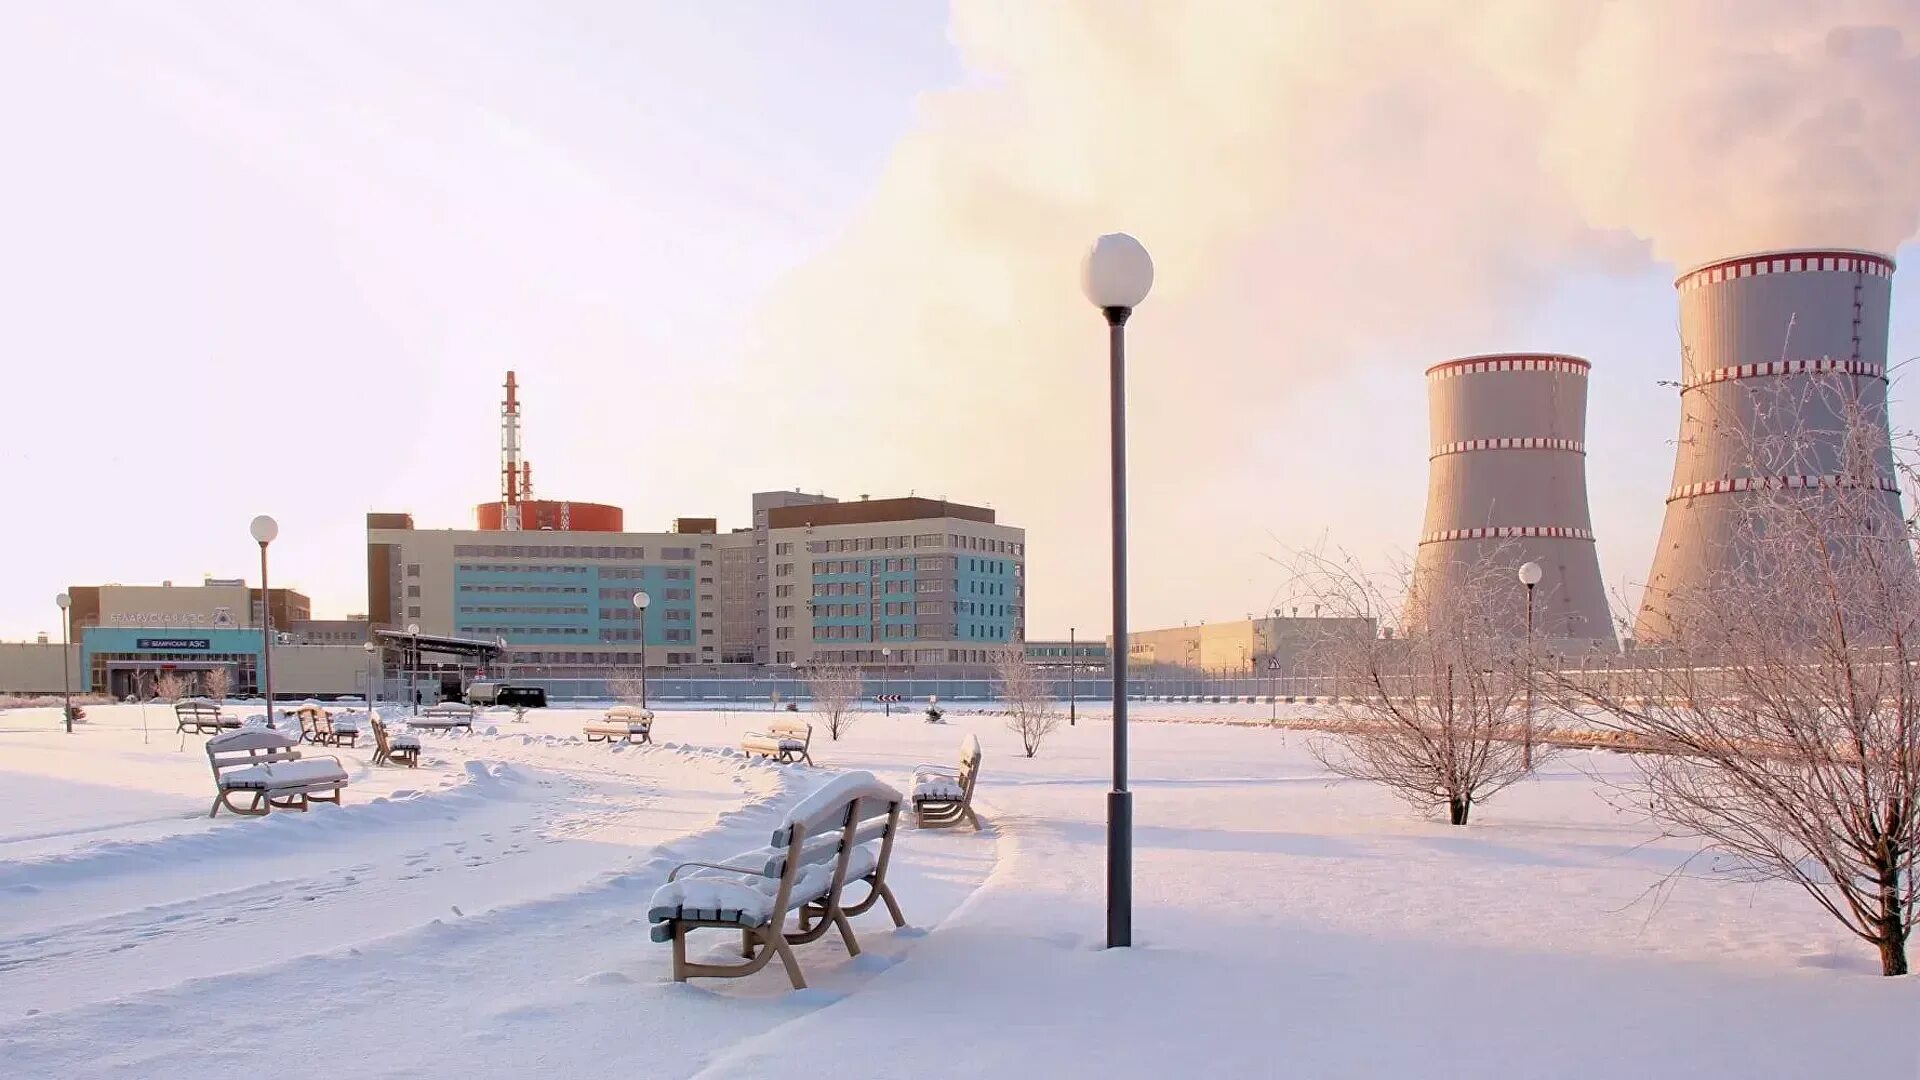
[475,500,624,532]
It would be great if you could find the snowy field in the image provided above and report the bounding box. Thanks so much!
[0,701,1913,1078]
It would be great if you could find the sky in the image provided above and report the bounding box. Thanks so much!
[8,2,1920,644]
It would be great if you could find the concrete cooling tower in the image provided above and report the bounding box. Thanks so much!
[1636,249,1903,641]
[1412,354,1617,648]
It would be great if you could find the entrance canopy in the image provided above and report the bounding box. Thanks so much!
[374,629,505,661]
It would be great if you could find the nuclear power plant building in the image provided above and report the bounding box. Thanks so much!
[1412,354,1617,649]
[1637,249,1904,641]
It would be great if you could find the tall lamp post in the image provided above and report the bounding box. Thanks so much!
[1083,231,1153,949]
[406,622,421,714]
[54,592,73,734]
[250,515,279,724]
[632,591,651,709]
[881,647,892,715]
[362,640,379,711]
[1518,561,1542,771]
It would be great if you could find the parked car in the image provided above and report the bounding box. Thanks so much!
[466,682,547,709]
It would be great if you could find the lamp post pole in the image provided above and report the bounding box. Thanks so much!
[633,592,651,709]
[1519,561,1542,771]
[1084,232,1152,950]
[250,516,279,725]
[406,622,421,714]
[882,647,892,715]
[1069,626,1076,726]
[363,640,378,711]
[55,593,72,734]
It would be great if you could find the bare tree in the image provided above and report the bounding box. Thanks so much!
[1286,544,1538,826]
[154,671,188,703]
[1551,372,1920,975]
[996,649,1061,757]
[203,666,232,704]
[806,663,864,741]
[607,668,647,707]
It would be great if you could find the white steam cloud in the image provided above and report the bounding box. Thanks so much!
[741,1,1920,632]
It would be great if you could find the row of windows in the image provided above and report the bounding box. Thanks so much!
[808,557,950,575]
[957,602,1015,617]
[457,605,590,615]
[456,563,694,581]
[594,587,692,601]
[461,584,588,595]
[461,625,591,637]
[451,544,699,560]
[806,623,1009,642]
[967,580,1007,596]
[801,647,1012,665]
[965,558,1011,574]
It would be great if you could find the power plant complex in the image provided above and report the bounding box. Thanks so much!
[1412,247,1904,651]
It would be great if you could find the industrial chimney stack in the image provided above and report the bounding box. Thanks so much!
[1412,354,1616,648]
[1636,249,1903,641]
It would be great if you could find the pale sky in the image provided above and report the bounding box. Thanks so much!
[8,3,1920,643]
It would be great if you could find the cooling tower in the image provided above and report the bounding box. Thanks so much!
[1412,354,1616,648]
[1636,249,1902,641]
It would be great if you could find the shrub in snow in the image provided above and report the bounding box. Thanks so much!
[1545,375,1920,977]
[806,663,863,741]
[1283,543,1541,827]
[995,650,1060,758]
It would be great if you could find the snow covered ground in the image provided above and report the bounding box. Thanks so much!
[0,701,1912,1078]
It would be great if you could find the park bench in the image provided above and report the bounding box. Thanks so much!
[742,719,813,765]
[176,699,240,735]
[293,704,359,747]
[648,771,905,990]
[409,702,475,730]
[207,728,348,818]
[911,733,983,831]
[370,716,420,768]
[585,705,653,744]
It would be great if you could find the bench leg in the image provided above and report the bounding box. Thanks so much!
[672,926,690,982]
[741,929,755,959]
[832,910,861,957]
[769,933,807,990]
[875,881,907,928]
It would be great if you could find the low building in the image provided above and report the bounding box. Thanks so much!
[1024,639,1109,670]
[1115,614,1376,675]
[0,641,84,696]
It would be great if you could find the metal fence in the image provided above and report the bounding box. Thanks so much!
[372,671,1353,705]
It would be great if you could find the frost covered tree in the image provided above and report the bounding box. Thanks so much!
[995,650,1060,757]
[1286,545,1538,826]
[1551,373,1920,976]
[154,671,188,703]
[806,663,864,741]
[203,666,232,704]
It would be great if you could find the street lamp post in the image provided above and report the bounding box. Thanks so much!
[881,647,892,715]
[632,592,651,709]
[1083,231,1153,950]
[406,622,421,714]
[250,515,279,725]
[54,592,72,734]
[1518,561,1542,771]
[1068,626,1076,726]
[362,640,379,711]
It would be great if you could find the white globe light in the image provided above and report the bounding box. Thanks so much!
[1518,561,1544,587]
[362,641,376,653]
[632,591,651,610]
[249,514,279,544]
[55,592,70,609]
[1081,233,1154,310]
[407,622,420,635]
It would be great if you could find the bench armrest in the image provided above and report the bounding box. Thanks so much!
[912,764,959,776]
[667,861,774,883]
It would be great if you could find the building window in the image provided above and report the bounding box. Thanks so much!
[663,547,695,560]
[775,542,793,555]
[406,563,420,577]
[407,606,421,618]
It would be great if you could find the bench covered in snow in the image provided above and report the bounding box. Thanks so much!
[207,728,349,818]
[370,716,420,768]
[648,771,906,990]
[585,706,653,744]
[296,705,361,747]
[409,703,474,729]
[911,733,983,831]
[176,700,240,735]
[741,719,813,765]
